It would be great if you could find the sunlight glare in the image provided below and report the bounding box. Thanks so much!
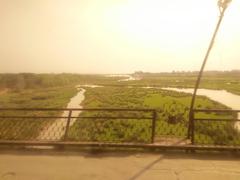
[104,0,219,48]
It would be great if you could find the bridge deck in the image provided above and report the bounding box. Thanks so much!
[0,140,240,151]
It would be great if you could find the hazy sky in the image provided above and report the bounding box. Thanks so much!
[0,0,239,73]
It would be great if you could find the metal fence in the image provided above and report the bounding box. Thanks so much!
[191,109,240,146]
[1,108,240,150]
[0,108,157,144]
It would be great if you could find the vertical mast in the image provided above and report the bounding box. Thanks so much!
[188,0,232,138]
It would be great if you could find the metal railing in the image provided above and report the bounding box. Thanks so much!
[191,109,240,146]
[1,108,240,150]
[0,108,157,144]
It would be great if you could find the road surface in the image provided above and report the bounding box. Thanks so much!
[0,149,240,180]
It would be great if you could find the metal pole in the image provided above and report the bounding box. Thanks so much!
[191,111,195,144]
[64,110,72,141]
[188,0,232,138]
[151,110,157,144]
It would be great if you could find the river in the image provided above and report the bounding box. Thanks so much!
[162,88,240,130]
[38,88,86,140]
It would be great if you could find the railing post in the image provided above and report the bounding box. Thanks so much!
[191,110,195,145]
[151,110,157,144]
[187,110,192,139]
[64,110,72,141]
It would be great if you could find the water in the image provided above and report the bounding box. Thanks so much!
[38,88,86,140]
[105,74,141,82]
[77,84,103,88]
[118,75,141,82]
[162,88,240,130]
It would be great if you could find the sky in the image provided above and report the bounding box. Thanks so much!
[0,0,239,74]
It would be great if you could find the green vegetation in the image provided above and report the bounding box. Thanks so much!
[0,73,120,140]
[0,86,77,108]
[68,87,238,144]
[0,86,78,140]
[115,71,240,95]
[0,72,122,140]
[195,120,239,146]
[0,72,239,145]
[0,73,120,91]
[1,71,240,95]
